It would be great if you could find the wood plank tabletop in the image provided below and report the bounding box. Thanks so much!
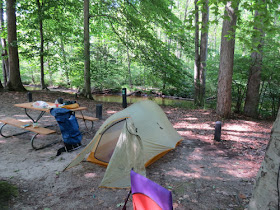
[14,102,87,112]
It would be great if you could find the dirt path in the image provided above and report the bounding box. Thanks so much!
[0,90,272,209]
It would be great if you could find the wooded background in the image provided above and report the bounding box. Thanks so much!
[0,0,279,119]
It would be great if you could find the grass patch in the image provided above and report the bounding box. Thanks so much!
[0,180,18,209]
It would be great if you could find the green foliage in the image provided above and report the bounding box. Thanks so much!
[0,181,18,209]
[232,54,251,113]
[0,0,278,117]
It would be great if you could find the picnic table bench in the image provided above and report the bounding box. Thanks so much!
[75,114,98,130]
[0,117,57,150]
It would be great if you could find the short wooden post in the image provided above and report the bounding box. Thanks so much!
[214,121,222,141]
[27,92,32,102]
[122,88,127,108]
[57,97,63,104]
[96,104,102,120]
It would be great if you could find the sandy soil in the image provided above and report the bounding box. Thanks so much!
[0,90,273,210]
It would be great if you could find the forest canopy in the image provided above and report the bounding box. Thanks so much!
[0,0,279,118]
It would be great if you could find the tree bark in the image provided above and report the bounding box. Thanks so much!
[125,30,132,88]
[60,36,70,86]
[37,0,47,90]
[194,0,200,105]
[248,108,280,209]
[126,46,132,88]
[0,78,3,89]
[6,0,25,91]
[0,2,8,87]
[83,0,93,99]
[243,9,264,118]
[194,0,209,107]
[216,1,239,118]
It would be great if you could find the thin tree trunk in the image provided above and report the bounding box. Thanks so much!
[177,0,189,59]
[194,0,209,107]
[60,36,70,86]
[183,0,189,21]
[6,0,25,91]
[198,0,208,106]
[126,44,132,88]
[0,2,8,87]
[213,24,217,52]
[37,0,46,90]
[194,0,200,105]
[46,42,53,86]
[243,9,264,118]
[83,0,93,99]
[258,81,267,114]
[216,1,239,118]
[1,39,9,85]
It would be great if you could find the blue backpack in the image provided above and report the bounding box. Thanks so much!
[50,108,82,145]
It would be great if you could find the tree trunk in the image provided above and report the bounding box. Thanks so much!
[37,0,47,90]
[0,2,8,87]
[194,0,201,105]
[194,0,209,107]
[60,36,70,86]
[216,1,239,118]
[177,0,189,59]
[243,10,264,118]
[248,108,280,209]
[46,42,53,86]
[6,0,25,91]
[183,0,189,21]
[0,78,3,89]
[126,43,132,88]
[83,0,93,99]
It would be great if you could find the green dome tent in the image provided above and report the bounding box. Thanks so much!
[64,100,182,188]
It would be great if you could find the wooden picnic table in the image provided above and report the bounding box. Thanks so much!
[0,102,97,150]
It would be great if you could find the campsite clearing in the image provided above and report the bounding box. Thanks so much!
[0,90,272,209]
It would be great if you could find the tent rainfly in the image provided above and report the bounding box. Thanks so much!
[64,100,182,188]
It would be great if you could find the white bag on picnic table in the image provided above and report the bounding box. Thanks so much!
[32,101,49,109]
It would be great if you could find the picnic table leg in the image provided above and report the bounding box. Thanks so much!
[30,133,60,150]
[0,123,30,138]
[24,109,46,123]
[0,123,8,137]
[79,111,94,132]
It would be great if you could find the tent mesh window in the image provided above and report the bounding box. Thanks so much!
[95,119,126,163]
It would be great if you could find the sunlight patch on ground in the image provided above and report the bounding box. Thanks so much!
[84,173,97,178]
[166,168,222,180]
[106,110,118,114]
[174,122,213,131]
[189,149,203,160]
[184,117,199,121]
[223,124,250,132]
[0,140,7,144]
[177,131,193,137]
[216,161,258,178]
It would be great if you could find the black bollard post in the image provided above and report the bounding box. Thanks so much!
[27,92,32,102]
[57,97,63,104]
[122,88,127,108]
[96,104,102,120]
[214,121,222,141]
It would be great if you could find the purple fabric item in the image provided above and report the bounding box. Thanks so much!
[130,170,173,210]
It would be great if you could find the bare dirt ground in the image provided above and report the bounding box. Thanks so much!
[0,90,273,210]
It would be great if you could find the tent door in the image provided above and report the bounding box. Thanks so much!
[94,119,126,163]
